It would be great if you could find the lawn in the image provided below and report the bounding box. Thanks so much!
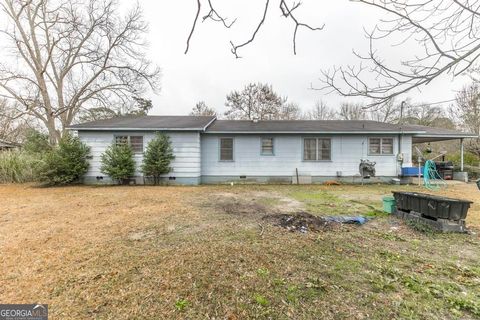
[1,183,479,319]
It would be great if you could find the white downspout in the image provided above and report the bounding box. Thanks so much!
[460,138,464,172]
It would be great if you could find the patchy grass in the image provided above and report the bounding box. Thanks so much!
[1,183,479,319]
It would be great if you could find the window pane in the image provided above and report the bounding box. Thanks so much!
[220,138,233,161]
[261,138,274,155]
[369,138,381,154]
[381,138,394,155]
[318,139,331,160]
[115,136,128,147]
[304,138,317,160]
[130,136,143,153]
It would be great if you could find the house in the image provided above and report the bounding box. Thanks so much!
[68,116,477,185]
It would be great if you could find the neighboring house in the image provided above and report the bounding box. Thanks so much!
[68,116,477,185]
[0,139,20,151]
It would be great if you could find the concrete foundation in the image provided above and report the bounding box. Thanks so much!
[393,209,467,233]
[453,171,469,183]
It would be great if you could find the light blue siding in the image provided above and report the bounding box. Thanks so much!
[201,134,414,179]
[78,131,201,184]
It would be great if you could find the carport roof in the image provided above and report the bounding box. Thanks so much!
[402,124,478,143]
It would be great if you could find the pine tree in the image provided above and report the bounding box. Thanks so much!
[39,134,90,185]
[100,144,136,184]
[141,133,175,184]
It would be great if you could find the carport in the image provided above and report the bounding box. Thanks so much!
[406,125,478,172]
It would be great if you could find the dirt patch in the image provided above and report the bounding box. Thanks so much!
[217,200,268,216]
[263,212,340,233]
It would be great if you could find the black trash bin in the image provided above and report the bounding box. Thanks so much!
[392,191,472,221]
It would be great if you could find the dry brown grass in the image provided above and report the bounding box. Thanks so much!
[1,183,479,319]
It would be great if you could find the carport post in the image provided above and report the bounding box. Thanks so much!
[460,138,464,171]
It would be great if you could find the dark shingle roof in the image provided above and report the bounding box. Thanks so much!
[68,115,216,131]
[205,120,420,133]
[67,116,477,139]
[401,124,476,137]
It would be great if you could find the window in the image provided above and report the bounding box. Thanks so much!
[261,138,274,155]
[220,138,233,161]
[115,135,143,153]
[303,138,331,161]
[369,137,394,155]
[129,136,144,153]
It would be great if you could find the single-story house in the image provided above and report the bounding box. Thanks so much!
[68,116,477,185]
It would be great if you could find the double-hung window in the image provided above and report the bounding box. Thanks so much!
[261,137,274,155]
[115,135,144,153]
[303,138,331,161]
[219,138,234,161]
[369,137,394,155]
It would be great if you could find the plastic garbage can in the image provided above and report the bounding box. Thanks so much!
[382,196,396,214]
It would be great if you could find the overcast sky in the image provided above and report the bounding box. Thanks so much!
[137,0,468,116]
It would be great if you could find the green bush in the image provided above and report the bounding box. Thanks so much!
[100,143,136,184]
[39,134,90,185]
[448,151,479,167]
[141,133,175,184]
[0,150,39,183]
[23,129,52,155]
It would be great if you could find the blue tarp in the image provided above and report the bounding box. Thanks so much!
[323,216,368,225]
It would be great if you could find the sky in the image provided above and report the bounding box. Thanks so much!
[126,1,469,115]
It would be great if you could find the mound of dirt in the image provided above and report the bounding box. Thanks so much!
[263,212,339,233]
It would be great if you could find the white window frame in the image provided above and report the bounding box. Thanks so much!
[302,137,332,161]
[114,135,144,154]
[368,137,394,155]
[260,137,275,156]
[219,137,234,161]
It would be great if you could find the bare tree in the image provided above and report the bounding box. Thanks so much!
[185,0,324,57]
[79,97,154,123]
[190,101,217,116]
[368,99,399,123]
[278,102,302,120]
[305,100,337,120]
[320,1,480,105]
[452,83,480,156]
[338,102,367,120]
[0,0,160,143]
[0,99,34,142]
[224,83,286,120]
[403,103,454,128]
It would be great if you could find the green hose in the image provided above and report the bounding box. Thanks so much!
[423,160,447,190]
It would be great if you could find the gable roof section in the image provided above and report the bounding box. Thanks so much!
[67,115,217,131]
[205,120,422,134]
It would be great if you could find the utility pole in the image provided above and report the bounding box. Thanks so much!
[400,101,406,124]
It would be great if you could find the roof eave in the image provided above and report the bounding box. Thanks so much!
[67,127,206,131]
[204,130,425,134]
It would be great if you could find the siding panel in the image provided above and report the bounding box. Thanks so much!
[79,131,201,180]
[201,134,412,177]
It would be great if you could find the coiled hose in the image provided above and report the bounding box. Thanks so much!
[423,160,447,190]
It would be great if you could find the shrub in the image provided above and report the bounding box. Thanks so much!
[141,133,175,184]
[0,149,39,183]
[101,143,136,184]
[23,129,52,155]
[448,151,479,167]
[39,134,90,185]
